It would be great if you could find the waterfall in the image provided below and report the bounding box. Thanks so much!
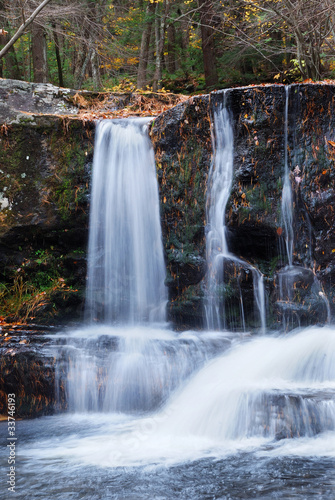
[161,327,335,444]
[277,87,331,328]
[56,326,232,413]
[56,118,234,414]
[205,103,234,330]
[85,118,167,324]
[281,85,294,267]
[206,98,266,332]
[47,326,335,469]
[55,118,174,413]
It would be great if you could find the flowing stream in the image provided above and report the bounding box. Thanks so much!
[281,85,294,267]
[5,326,335,499]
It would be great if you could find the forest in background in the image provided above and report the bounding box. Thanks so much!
[0,0,335,94]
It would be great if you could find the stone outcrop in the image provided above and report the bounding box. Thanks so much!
[0,79,335,331]
[151,95,212,327]
[0,327,59,418]
[0,80,188,326]
[153,83,335,329]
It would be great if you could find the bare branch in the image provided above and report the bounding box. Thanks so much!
[0,0,53,59]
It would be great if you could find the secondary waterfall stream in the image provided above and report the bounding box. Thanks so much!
[206,97,266,332]
[281,85,294,267]
[278,87,331,328]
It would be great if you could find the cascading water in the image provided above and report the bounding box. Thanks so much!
[85,119,167,324]
[161,327,335,443]
[206,97,266,332]
[281,85,294,267]
[7,98,335,500]
[55,118,232,414]
[278,87,331,328]
[25,326,335,475]
[56,326,232,413]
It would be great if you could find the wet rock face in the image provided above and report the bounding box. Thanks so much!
[220,86,285,263]
[292,85,335,310]
[0,327,63,418]
[0,113,94,324]
[153,83,335,329]
[151,96,212,328]
[0,79,335,329]
[274,266,329,329]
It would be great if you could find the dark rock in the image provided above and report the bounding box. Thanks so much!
[273,265,329,329]
[151,94,212,327]
[0,328,62,418]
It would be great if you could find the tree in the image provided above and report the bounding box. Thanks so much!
[31,21,48,82]
[198,0,218,88]
[153,0,169,91]
[0,0,52,60]
[216,0,335,82]
[137,0,157,89]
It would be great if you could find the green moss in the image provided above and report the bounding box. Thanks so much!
[0,118,92,323]
[245,184,272,213]
[46,123,93,221]
[0,245,85,323]
[160,139,207,252]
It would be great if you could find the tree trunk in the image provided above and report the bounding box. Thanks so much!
[137,0,156,90]
[52,23,64,87]
[31,22,48,83]
[153,0,169,92]
[77,47,93,89]
[0,0,52,60]
[166,23,177,73]
[0,32,22,80]
[74,43,85,85]
[90,49,102,90]
[0,0,22,79]
[198,0,218,89]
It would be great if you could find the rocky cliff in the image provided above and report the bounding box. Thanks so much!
[1,79,335,332]
[152,83,335,329]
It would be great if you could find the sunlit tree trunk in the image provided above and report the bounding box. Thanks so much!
[77,46,92,89]
[153,0,169,91]
[91,49,102,90]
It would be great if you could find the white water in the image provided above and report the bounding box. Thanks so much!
[58,118,235,413]
[31,326,335,468]
[278,87,331,328]
[281,85,294,266]
[56,326,232,413]
[85,118,167,324]
[162,326,335,442]
[40,115,332,493]
[206,100,266,332]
